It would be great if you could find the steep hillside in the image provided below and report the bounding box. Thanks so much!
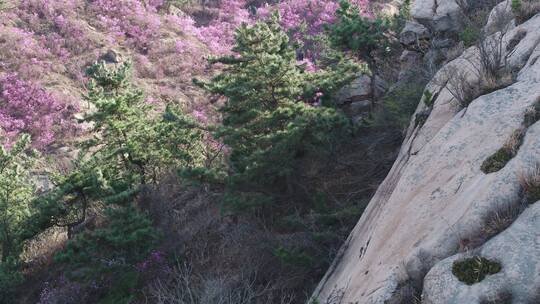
[313,1,540,303]
[2,1,416,303]
[8,0,539,303]
[0,0,238,148]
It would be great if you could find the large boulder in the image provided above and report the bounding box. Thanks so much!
[400,21,431,49]
[411,0,461,31]
[312,9,540,304]
[335,74,372,105]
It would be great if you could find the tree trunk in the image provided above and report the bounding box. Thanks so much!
[366,57,378,113]
[1,233,12,262]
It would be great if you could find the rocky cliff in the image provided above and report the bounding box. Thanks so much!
[313,1,540,303]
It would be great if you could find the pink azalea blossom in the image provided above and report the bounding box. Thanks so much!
[0,74,79,148]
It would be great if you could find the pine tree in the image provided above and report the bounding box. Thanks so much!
[83,61,208,189]
[328,0,390,98]
[328,0,389,66]
[28,158,109,239]
[55,206,159,271]
[197,14,357,213]
[30,61,209,241]
[0,134,36,300]
[82,61,159,187]
[0,134,36,262]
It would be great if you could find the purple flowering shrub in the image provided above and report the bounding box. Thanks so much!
[0,26,53,79]
[257,0,371,64]
[18,0,95,57]
[198,0,252,54]
[0,0,372,147]
[0,74,78,148]
[90,0,163,51]
[38,277,91,304]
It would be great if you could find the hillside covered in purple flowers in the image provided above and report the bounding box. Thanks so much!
[0,0,422,303]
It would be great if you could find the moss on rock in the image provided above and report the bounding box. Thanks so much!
[452,256,501,285]
[481,148,514,173]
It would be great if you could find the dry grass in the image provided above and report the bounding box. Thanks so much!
[138,179,320,303]
[514,0,540,24]
[309,287,346,304]
[442,0,516,112]
[479,290,513,304]
[518,164,540,204]
[438,64,513,113]
[503,129,525,154]
[149,262,295,304]
[442,68,482,109]
[481,202,525,238]
[523,98,540,127]
[481,71,514,95]
[21,226,67,269]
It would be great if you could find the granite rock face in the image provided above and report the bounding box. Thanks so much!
[313,5,540,304]
[410,0,461,31]
[400,21,430,48]
[335,74,372,105]
[423,202,540,304]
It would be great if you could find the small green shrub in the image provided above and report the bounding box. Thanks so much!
[371,82,426,131]
[481,130,524,173]
[481,148,514,173]
[274,247,316,268]
[423,90,434,107]
[512,0,540,24]
[0,261,23,302]
[511,0,523,13]
[98,271,139,304]
[483,100,540,172]
[524,183,540,204]
[452,256,501,285]
[55,206,160,277]
[460,26,480,47]
[414,110,430,129]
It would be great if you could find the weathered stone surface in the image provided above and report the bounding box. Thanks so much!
[371,0,405,16]
[398,50,424,81]
[485,1,515,35]
[400,21,430,46]
[405,0,464,67]
[411,0,461,31]
[373,75,388,99]
[312,10,540,304]
[100,49,122,63]
[423,202,540,304]
[335,74,372,105]
[349,100,372,115]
